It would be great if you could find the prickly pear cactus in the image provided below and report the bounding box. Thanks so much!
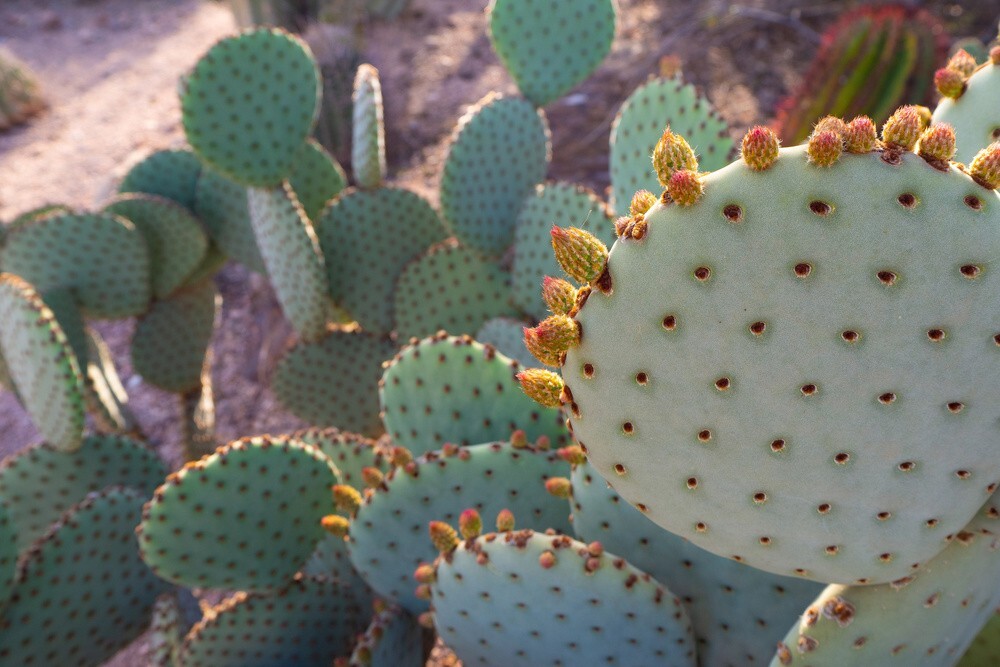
[347,602,423,667]
[932,49,1000,163]
[119,149,203,210]
[553,117,1000,586]
[352,64,387,190]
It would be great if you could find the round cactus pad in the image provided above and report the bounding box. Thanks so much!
[179,575,371,667]
[511,182,615,320]
[105,193,209,299]
[0,275,85,452]
[0,434,165,551]
[193,166,267,272]
[352,64,387,190]
[181,28,320,187]
[439,94,550,258]
[932,62,1000,164]
[317,187,448,334]
[349,604,423,667]
[247,184,331,341]
[272,327,396,436]
[394,240,518,341]
[0,487,169,667]
[431,529,697,666]
[609,76,733,214]
[0,212,150,318]
[0,502,16,613]
[137,436,338,593]
[348,440,572,612]
[131,280,219,393]
[290,427,385,487]
[380,334,569,455]
[118,148,203,210]
[774,495,1000,666]
[570,459,822,666]
[488,0,616,107]
[566,145,1000,585]
[289,138,347,222]
[476,317,536,368]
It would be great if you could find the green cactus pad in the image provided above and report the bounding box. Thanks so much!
[0,212,150,318]
[37,287,87,371]
[511,182,614,320]
[0,487,169,667]
[180,575,371,667]
[487,0,616,107]
[105,193,209,299]
[149,592,185,667]
[439,94,550,258]
[0,433,165,550]
[118,149,203,210]
[290,427,385,487]
[352,64,387,190]
[348,604,423,667]
[394,240,518,341]
[273,326,396,436]
[0,501,15,613]
[570,459,822,666]
[475,317,536,368]
[0,275,85,452]
[181,28,320,187]
[565,145,1000,585]
[932,61,1000,164]
[193,166,267,273]
[348,440,572,612]
[247,183,331,341]
[131,280,219,393]
[289,138,348,222]
[430,528,697,666]
[7,203,72,229]
[138,436,339,593]
[773,495,1000,666]
[961,610,1000,666]
[380,333,568,455]
[316,186,448,334]
[609,76,734,214]
[83,327,137,434]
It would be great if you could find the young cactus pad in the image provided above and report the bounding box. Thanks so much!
[561,131,1000,585]
[351,64,387,190]
[932,57,1000,164]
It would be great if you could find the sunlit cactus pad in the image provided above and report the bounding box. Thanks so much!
[380,333,568,455]
[932,59,1000,163]
[430,527,697,666]
[137,436,338,593]
[290,427,385,487]
[352,64,387,190]
[0,487,169,667]
[182,27,320,186]
[566,144,1000,585]
[118,148,203,210]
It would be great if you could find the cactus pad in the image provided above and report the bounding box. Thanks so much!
[118,149,203,210]
[247,183,331,341]
[352,64,387,190]
[380,333,568,455]
[511,182,614,319]
[0,212,150,318]
[439,94,550,258]
[317,187,448,334]
[181,28,320,186]
[394,240,518,341]
[348,439,572,612]
[430,527,697,666]
[348,604,423,667]
[565,144,1000,585]
[609,76,733,214]
[0,487,169,666]
[137,436,338,593]
[193,166,267,272]
[290,427,385,487]
[131,279,219,393]
[0,274,85,452]
[476,316,536,367]
[487,0,616,107]
[272,326,396,436]
[932,61,1000,164]
[289,138,348,221]
[773,495,1000,665]
[105,193,209,298]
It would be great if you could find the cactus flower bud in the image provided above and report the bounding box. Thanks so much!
[629,189,657,216]
[917,124,956,163]
[321,514,350,537]
[523,315,580,367]
[843,116,878,153]
[550,225,608,284]
[666,169,704,206]
[332,484,363,514]
[652,127,698,186]
[417,612,435,628]
[538,550,557,569]
[740,126,780,171]
[390,446,413,468]
[428,520,459,554]
[934,67,966,99]
[414,563,436,584]
[882,106,922,150]
[509,429,528,449]
[807,130,843,167]
[813,116,847,137]
[534,435,551,450]
[361,466,384,489]
[459,508,483,539]
[947,49,977,77]
[414,584,432,600]
[970,142,1000,189]
[541,276,577,315]
[496,508,515,532]
[545,477,572,498]
[557,445,587,466]
[517,368,565,407]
